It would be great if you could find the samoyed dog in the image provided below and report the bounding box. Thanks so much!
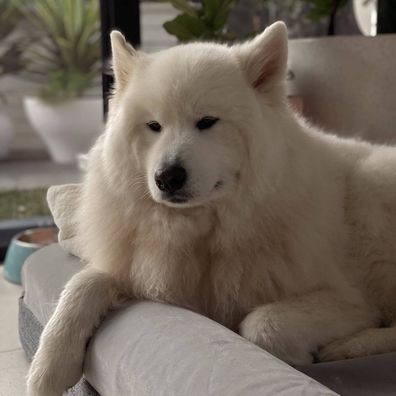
[28,22,396,395]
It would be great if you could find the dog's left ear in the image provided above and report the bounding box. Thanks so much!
[234,21,288,92]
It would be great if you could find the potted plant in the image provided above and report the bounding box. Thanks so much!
[0,0,25,159]
[162,0,350,42]
[21,0,103,164]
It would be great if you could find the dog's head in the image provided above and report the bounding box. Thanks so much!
[105,22,288,208]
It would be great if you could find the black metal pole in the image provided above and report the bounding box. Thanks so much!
[377,0,396,34]
[99,0,141,118]
[327,0,341,36]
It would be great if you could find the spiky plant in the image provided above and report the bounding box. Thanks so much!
[21,0,101,101]
[0,0,25,79]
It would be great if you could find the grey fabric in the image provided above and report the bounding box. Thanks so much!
[18,297,99,396]
[67,382,99,396]
[298,353,396,396]
[21,244,336,396]
[19,296,42,360]
[288,35,396,145]
[22,243,83,326]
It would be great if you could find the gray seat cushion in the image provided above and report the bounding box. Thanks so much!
[20,244,396,395]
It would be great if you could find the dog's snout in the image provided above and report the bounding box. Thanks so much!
[155,164,187,194]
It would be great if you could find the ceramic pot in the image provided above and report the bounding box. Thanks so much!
[3,227,58,284]
[0,110,14,159]
[24,96,103,164]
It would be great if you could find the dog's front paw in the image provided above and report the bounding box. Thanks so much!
[27,349,83,396]
[317,336,367,362]
[240,307,314,366]
[27,373,62,396]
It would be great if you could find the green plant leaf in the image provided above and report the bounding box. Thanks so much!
[168,0,197,17]
[212,0,235,31]
[303,0,349,21]
[202,0,233,27]
[163,14,207,41]
[163,0,235,42]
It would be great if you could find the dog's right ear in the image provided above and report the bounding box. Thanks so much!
[110,31,137,90]
[233,21,288,92]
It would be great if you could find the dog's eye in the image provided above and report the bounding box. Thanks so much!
[146,121,162,133]
[196,116,219,131]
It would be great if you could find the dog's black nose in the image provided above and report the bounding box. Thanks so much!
[155,164,187,194]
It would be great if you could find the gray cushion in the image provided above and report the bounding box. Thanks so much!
[299,353,396,396]
[21,244,336,396]
[22,244,82,326]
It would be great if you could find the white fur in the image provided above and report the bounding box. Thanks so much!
[28,22,396,395]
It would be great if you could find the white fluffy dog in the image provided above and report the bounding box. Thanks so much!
[27,22,396,396]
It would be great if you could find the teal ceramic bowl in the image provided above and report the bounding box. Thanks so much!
[3,227,58,284]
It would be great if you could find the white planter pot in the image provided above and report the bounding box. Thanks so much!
[24,96,103,164]
[0,110,14,159]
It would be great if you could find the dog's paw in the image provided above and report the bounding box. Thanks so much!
[240,307,314,366]
[27,350,83,396]
[27,375,62,396]
[317,336,367,362]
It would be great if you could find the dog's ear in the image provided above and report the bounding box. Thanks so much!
[110,31,137,90]
[234,21,288,92]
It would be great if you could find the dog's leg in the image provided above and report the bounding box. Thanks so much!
[318,325,396,361]
[27,266,120,396]
[239,289,378,365]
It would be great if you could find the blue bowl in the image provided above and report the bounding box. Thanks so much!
[3,227,58,284]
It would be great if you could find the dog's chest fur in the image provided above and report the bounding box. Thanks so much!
[126,202,315,329]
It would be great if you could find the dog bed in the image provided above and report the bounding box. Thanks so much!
[20,244,334,396]
[19,244,396,395]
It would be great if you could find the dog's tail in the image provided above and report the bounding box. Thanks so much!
[318,325,396,361]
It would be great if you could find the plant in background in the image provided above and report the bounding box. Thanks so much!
[163,0,237,42]
[163,0,352,42]
[0,0,25,80]
[20,0,101,102]
[0,0,26,159]
[301,0,349,35]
